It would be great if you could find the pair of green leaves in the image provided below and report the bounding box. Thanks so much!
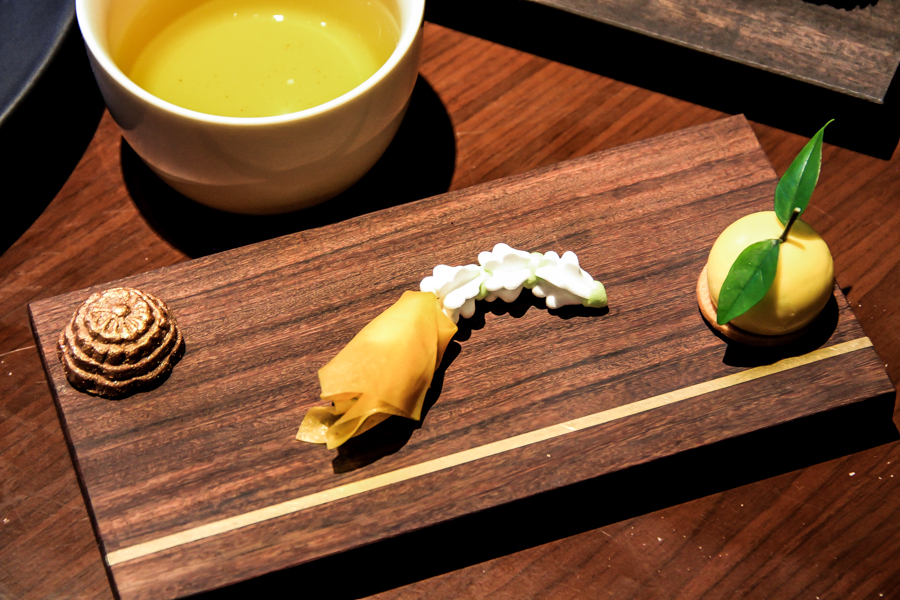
[715,120,832,326]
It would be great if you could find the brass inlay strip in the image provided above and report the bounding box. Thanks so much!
[106,337,873,567]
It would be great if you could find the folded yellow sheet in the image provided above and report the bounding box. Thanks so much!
[297,291,458,449]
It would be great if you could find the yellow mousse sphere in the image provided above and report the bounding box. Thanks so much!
[707,211,834,336]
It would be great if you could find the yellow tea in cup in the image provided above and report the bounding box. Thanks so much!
[115,0,399,118]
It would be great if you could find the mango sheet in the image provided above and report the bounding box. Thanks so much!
[297,291,457,449]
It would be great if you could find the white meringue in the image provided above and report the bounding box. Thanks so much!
[420,243,607,322]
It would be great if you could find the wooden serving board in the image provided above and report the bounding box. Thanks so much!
[29,116,894,600]
[524,0,900,103]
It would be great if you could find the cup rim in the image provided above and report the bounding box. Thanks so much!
[75,0,424,126]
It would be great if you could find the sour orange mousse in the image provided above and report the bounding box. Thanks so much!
[706,211,834,336]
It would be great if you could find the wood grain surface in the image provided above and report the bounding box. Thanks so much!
[26,116,893,599]
[524,0,900,103]
[2,20,900,600]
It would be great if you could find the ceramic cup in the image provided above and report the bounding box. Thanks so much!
[76,0,424,214]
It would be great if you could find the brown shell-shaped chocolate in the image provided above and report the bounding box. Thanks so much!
[57,287,184,398]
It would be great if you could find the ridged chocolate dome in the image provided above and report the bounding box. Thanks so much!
[57,287,184,398]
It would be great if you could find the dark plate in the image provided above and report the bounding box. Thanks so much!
[0,0,74,124]
[0,0,104,255]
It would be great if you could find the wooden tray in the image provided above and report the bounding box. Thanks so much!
[526,0,900,103]
[29,116,895,600]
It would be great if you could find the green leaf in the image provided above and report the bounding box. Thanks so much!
[716,239,781,325]
[774,120,832,225]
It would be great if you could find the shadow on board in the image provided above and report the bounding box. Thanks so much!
[0,21,104,256]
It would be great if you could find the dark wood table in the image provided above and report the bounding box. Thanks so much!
[2,9,899,600]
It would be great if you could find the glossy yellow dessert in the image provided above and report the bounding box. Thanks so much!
[705,211,834,337]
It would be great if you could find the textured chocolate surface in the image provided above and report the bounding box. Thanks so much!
[57,287,184,398]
